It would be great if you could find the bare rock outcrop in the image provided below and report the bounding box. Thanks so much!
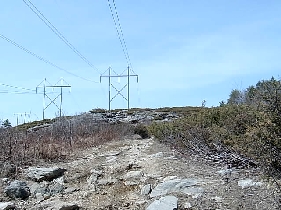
[146,196,178,210]
[27,167,66,182]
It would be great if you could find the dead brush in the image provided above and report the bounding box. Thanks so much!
[0,114,133,178]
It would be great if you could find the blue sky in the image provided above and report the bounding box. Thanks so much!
[0,0,281,125]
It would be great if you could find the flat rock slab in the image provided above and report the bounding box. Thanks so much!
[35,200,79,210]
[238,179,263,189]
[27,167,66,182]
[150,178,202,198]
[4,180,30,199]
[97,178,118,186]
[99,151,121,157]
[123,171,144,180]
[146,196,178,210]
[0,202,15,210]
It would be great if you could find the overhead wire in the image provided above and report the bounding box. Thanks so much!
[107,0,137,75]
[107,0,128,67]
[0,33,98,83]
[22,0,106,109]
[0,82,35,92]
[0,91,33,94]
[0,82,57,94]
[22,0,101,75]
[111,0,136,75]
[0,90,55,94]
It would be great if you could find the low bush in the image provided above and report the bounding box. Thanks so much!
[0,116,133,178]
[134,124,150,139]
[148,105,281,177]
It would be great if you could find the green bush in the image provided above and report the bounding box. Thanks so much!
[148,104,281,176]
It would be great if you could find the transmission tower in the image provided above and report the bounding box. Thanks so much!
[100,66,138,111]
[14,112,31,125]
[36,78,71,119]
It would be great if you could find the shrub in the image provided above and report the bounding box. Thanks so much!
[0,115,133,178]
[89,108,107,114]
[134,124,150,139]
[148,104,281,173]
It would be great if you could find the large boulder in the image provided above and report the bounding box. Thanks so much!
[4,180,30,199]
[27,167,66,182]
[150,178,204,198]
[29,180,64,199]
[146,196,178,210]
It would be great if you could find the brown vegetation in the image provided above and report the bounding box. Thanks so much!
[0,115,133,178]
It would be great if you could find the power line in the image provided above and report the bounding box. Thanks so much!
[0,91,34,94]
[22,0,101,74]
[107,1,128,64]
[107,0,137,75]
[0,83,35,94]
[0,82,35,92]
[111,0,136,75]
[0,33,98,83]
[0,90,56,94]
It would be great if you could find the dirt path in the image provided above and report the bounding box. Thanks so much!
[3,136,280,209]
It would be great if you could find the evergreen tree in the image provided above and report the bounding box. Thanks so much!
[2,119,11,128]
[227,89,244,105]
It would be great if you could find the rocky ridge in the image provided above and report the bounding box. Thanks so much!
[0,136,279,209]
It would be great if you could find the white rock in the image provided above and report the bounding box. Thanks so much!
[97,178,118,185]
[35,193,44,201]
[217,169,232,176]
[90,169,103,175]
[213,196,223,202]
[1,178,9,183]
[163,176,177,182]
[183,202,192,209]
[141,184,151,195]
[53,176,65,185]
[150,178,202,198]
[149,152,164,158]
[124,171,144,180]
[146,196,178,210]
[64,187,79,194]
[101,151,121,157]
[238,179,263,189]
[0,202,15,210]
[106,156,117,163]
[87,174,98,185]
[124,181,138,186]
[40,200,79,210]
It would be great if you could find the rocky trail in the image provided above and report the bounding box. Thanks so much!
[0,135,280,210]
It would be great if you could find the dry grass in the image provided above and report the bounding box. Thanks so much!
[0,115,133,177]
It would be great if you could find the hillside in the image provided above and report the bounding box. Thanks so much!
[0,106,281,209]
[0,134,279,209]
